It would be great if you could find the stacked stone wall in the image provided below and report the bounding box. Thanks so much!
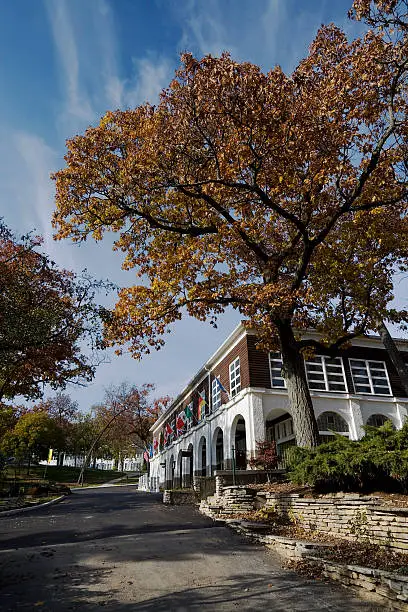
[204,479,408,552]
[261,493,408,552]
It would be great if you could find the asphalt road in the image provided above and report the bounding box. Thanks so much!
[0,486,378,611]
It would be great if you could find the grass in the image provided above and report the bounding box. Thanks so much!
[3,465,126,488]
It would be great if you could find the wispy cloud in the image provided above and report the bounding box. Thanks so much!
[125,55,174,107]
[10,130,79,268]
[45,0,175,130]
[44,0,95,129]
[178,0,234,58]
[173,0,329,74]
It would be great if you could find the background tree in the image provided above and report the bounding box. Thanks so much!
[52,9,408,446]
[42,393,79,466]
[1,410,65,474]
[0,219,111,401]
[76,383,170,483]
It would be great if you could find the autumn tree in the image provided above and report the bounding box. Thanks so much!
[52,9,408,446]
[0,220,111,401]
[77,383,170,482]
[1,410,65,474]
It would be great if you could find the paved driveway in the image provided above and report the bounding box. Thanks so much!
[0,487,378,611]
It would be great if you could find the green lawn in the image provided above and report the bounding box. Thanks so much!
[3,465,126,488]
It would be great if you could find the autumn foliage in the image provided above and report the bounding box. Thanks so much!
[52,2,408,446]
[0,220,110,400]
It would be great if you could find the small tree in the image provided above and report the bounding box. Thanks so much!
[249,440,279,478]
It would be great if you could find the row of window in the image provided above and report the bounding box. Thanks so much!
[270,354,392,396]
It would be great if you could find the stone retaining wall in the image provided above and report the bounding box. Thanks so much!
[200,483,408,552]
[225,522,408,610]
[261,493,408,552]
[163,489,198,505]
[306,555,408,611]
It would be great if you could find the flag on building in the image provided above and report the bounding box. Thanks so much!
[176,412,185,433]
[197,392,206,420]
[143,450,149,462]
[159,430,164,449]
[214,375,230,400]
[184,403,193,420]
[148,443,153,458]
[165,422,173,436]
[153,437,159,453]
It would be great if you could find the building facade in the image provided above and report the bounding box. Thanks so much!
[149,323,408,490]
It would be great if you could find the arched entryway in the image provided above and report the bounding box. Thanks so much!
[169,454,175,489]
[213,427,224,472]
[178,444,193,488]
[184,443,194,487]
[198,436,207,476]
[232,415,247,470]
[265,408,295,467]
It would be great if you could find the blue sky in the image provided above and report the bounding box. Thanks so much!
[0,0,385,411]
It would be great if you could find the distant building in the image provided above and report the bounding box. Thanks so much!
[149,323,408,490]
[40,453,143,472]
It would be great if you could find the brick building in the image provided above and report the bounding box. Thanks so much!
[149,323,408,490]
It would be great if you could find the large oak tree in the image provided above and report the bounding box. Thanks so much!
[52,4,408,446]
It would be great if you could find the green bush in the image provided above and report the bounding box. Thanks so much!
[287,421,408,493]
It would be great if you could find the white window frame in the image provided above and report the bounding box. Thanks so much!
[349,358,392,396]
[305,355,348,393]
[269,352,286,388]
[229,357,241,397]
[211,378,222,412]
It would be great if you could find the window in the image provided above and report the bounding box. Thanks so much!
[349,359,391,395]
[212,378,222,412]
[269,352,286,388]
[305,356,347,392]
[275,417,295,442]
[366,413,394,428]
[229,357,241,397]
[317,411,349,433]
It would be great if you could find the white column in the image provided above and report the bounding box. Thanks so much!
[349,398,364,440]
[396,402,408,429]
[248,392,266,454]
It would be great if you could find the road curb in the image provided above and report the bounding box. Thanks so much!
[0,495,67,517]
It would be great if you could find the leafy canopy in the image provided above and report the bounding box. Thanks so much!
[52,14,408,357]
[0,220,111,400]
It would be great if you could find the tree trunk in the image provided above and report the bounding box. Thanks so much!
[377,319,408,396]
[277,319,319,448]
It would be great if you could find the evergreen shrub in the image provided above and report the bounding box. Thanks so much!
[287,421,408,493]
